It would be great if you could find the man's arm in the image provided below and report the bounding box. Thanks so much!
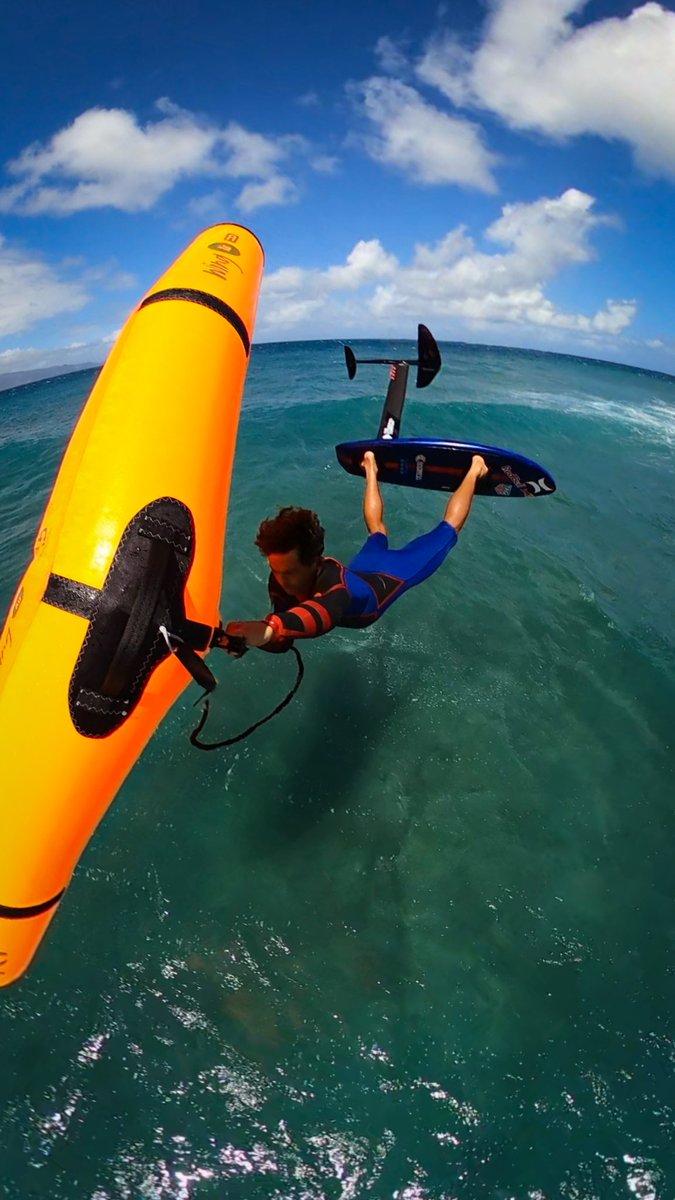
[265,561,352,641]
[226,566,351,648]
[223,573,297,650]
[260,573,295,652]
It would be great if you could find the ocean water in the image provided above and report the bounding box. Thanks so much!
[0,339,673,1199]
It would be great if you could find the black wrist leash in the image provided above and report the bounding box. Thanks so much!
[187,631,304,751]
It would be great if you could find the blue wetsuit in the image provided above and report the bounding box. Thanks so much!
[265,521,458,646]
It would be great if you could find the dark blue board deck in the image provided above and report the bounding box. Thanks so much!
[335,438,556,497]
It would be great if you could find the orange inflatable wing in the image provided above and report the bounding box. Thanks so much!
[0,224,264,987]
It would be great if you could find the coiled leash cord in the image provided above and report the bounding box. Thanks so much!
[189,636,304,751]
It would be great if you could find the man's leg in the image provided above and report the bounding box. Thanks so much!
[362,450,387,535]
[443,455,488,533]
[348,454,488,611]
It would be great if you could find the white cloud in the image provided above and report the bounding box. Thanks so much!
[257,189,636,342]
[324,239,399,290]
[485,186,618,275]
[236,175,299,213]
[374,34,409,75]
[262,238,400,328]
[0,102,312,216]
[79,261,138,291]
[417,0,675,178]
[295,91,320,108]
[0,235,89,336]
[262,297,325,328]
[350,76,499,191]
[187,190,228,220]
[0,106,217,215]
[220,124,306,179]
[311,155,340,175]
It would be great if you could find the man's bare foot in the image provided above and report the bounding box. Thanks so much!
[471,454,488,480]
[362,450,378,476]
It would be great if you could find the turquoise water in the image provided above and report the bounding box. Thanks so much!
[1,341,673,1198]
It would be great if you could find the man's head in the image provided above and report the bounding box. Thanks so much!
[255,506,325,595]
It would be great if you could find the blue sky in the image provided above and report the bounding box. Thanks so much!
[1,0,674,375]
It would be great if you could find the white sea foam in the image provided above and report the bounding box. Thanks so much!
[504,387,675,444]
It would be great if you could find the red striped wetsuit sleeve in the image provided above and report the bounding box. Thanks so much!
[266,561,351,641]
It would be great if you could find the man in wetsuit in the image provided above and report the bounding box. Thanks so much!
[225,451,488,650]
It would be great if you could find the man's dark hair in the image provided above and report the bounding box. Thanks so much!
[255,506,325,564]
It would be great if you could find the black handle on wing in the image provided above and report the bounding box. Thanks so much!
[211,628,249,658]
[343,324,441,390]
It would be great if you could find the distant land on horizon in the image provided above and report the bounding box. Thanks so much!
[0,362,101,393]
[1,339,673,398]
